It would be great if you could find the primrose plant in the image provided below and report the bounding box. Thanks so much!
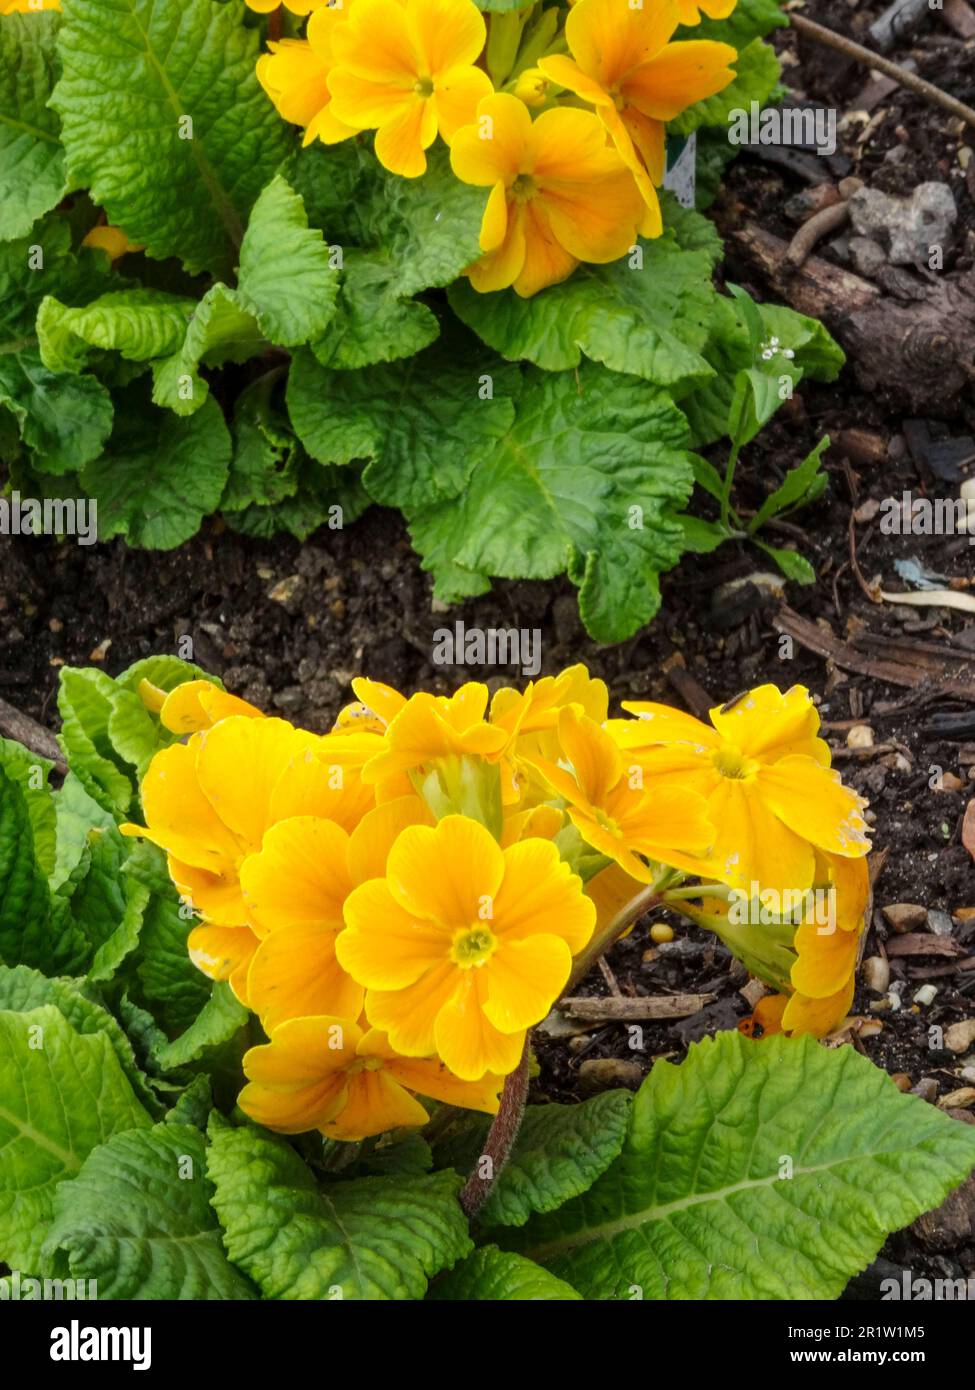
[1,660,974,1300]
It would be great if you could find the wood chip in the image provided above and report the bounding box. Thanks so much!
[559,993,715,1022]
[885,934,966,958]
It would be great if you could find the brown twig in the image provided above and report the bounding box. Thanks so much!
[458,1038,530,1220]
[267,5,283,42]
[0,695,66,775]
[789,13,975,132]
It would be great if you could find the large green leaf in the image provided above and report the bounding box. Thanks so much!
[57,665,135,817]
[0,1005,151,1271]
[52,0,291,277]
[509,1032,975,1299]
[37,289,196,373]
[44,1124,256,1298]
[152,283,264,415]
[152,982,249,1071]
[304,146,487,370]
[234,174,338,347]
[0,13,68,241]
[449,226,719,389]
[429,1246,582,1301]
[0,736,56,878]
[0,223,113,473]
[0,964,161,1114]
[80,387,231,547]
[436,1091,632,1229]
[409,363,695,643]
[289,340,519,512]
[207,1120,473,1300]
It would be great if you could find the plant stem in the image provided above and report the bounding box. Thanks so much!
[267,5,282,42]
[564,883,663,994]
[789,13,975,132]
[458,1038,531,1220]
[719,441,741,530]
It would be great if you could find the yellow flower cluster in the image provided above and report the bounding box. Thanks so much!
[124,669,871,1142]
[247,0,738,294]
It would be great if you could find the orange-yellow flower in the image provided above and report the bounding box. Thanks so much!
[241,795,433,1029]
[613,684,871,895]
[361,682,508,785]
[239,1016,502,1140]
[490,663,609,806]
[138,677,263,735]
[538,0,736,235]
[676,0,737,24]
[246,0,344,13]
[338,815,596,1080]
[81,226,143,261]
[451,92,645,296]
[256,8,359,146]
[525,707,716,884]
[121,715,374,1006]
[327,0,494,177]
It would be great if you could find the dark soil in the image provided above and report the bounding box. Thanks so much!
[2,0,974,1297]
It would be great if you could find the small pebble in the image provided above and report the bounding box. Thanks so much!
[882,903,927,933]
[862,956,890,994]
[649,923,674,944]
[913,984,939,1007]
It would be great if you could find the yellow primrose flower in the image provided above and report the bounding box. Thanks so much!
[241,795,433,1029]
[538,0,736,235]
[81,225,143,260]
[256,7,358,146]
[676,0,738,23]
[614,684,871,895]
[335,676,407,734]
[338,815,596,1080]
[327,0,494,177]
[361,682,509,785]
[246,0,346,13]
[121,714,372,941]
[138,677,263,734]
[525,706,716,884]
[511,67,551,108]
[450,92,645,297]
[239,1015,502,1140]
[737,852,869,1038]
[490,663,609,806]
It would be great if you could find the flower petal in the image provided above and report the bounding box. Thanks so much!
[248,923,364,1029]
[755,756,870,859]
[323,1070,429,1139]
[240,817,352,936]
[450,91,532,185]
[483,934,573,1032]
[434,63,493,142]
[494,838,595,953]
[621,40,737,122]
[434,972,526,1080]
[339,879,449,988]
[386,816,504,928]
[364,960,461,1055]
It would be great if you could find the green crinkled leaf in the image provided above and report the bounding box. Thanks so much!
[152,283,264,416]
[234,174,338,348]
[51,771,116,891]
[152,982,249,1072]
[0,764,89,974]
[0,737,56,878]
[429,1246,582,1301]
[0,1005,151,1272]
[0,223,114,473]
[52,0,291,278]
[165,1075,213,1130]
[0,13,68,241]
[125,843,212,1036]
[36,289,196,373]
[449,222,718,389]
[44,1123,257,1299]
[437,1091,632,1229]
[308,146,487,370]
[409,363,695,643]
[207,1120,473,1300]
[671,38,782,136]
[509,1032,975,1300]
[57,665,134,817]
[289,341,519,511]
[0,964,161,1115]
[221,369,300,512]
[80,387,231,548]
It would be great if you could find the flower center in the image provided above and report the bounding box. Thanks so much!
[347,1055,385,1076]
[711,744,758,780]
[510,173,537,202]
[594,807,623,838]
[451,926,497,968]
[414,76,434,98]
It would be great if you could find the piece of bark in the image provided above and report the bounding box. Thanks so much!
[942,0,975,39]
[885,933,966,957]
[730,221,975,410]
[0,695,66,774]
[559,993,715,1022]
